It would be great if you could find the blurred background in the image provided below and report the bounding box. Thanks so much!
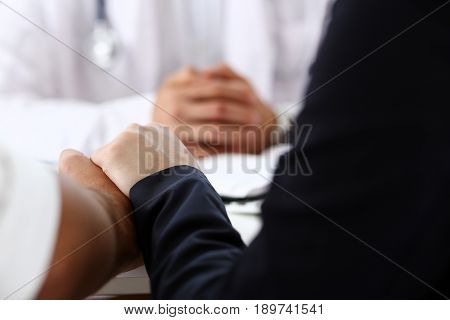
[0,0,332,162]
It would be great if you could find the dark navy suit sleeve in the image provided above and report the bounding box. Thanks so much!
[130,166,246,299]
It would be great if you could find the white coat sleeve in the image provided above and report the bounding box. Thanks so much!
[0,0,153,163]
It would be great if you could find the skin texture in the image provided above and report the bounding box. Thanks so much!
[38,124,194,298]
[37,150,141,299]
[35,65,276,298]
[92,124,199,197]
[153,64,277,157]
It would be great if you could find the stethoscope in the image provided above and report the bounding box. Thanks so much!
[86,0,121,70]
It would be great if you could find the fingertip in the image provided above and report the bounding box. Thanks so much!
[90,148,102,166]
[59,149,84,161]
[59,149,86,172]
[126,123,141,131]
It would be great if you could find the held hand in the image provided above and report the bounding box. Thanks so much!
[58,149,142,273]
[91,123,199,197]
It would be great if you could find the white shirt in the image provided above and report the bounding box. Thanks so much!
[0,145,60,299]
[0,0,331,163]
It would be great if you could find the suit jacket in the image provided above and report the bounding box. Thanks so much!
[130,0,450,299]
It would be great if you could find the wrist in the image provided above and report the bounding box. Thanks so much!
[91,189,139,274]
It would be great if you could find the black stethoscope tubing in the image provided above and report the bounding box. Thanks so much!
[96,0,107,22]
[220,193,267,204]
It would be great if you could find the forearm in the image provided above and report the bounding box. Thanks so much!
[37,176,128,299]
[130,166,246,299]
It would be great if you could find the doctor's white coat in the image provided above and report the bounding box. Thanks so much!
[0,0,331,162]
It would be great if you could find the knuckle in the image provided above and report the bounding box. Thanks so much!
[172,106,183,118]
[213,102,227,119]
[59,150,82,172]
[90,149,102,165]
[126,123,141,131]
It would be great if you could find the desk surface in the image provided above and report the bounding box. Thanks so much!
[93,208,262,298]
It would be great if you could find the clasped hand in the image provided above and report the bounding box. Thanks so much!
[59,123,198,273]
[153,63,277,157]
